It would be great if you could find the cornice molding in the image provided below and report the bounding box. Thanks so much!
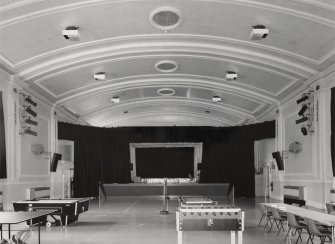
[80,97,256,122]
[99,111,235,127]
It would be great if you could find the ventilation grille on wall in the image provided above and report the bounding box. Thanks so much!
[155,60,178,73]
[150,7,183,31]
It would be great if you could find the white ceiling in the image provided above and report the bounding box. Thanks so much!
[0,0,334,126]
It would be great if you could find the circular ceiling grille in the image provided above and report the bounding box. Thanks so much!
[150,7,183,30]
[155,60,178,73]
[157,88,175,96]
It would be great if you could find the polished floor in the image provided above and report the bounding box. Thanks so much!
[3,197,317,244]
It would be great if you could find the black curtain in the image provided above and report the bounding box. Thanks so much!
[331,87,335,176]
[0,91,6,179]
[58,121,275,198]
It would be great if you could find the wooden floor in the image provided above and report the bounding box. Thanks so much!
[4,197,315,244]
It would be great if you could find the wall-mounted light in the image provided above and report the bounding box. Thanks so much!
[25,96,37,107]
[296,95,309,104]
[25,106,37,117]
[298,104,308,116]
[301,126,308,136]
[295,116,308,124]
[24,127,37,136]
[25,118,38,126]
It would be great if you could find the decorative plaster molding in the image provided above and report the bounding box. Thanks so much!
[80,98,254,122]
[18,37,316,81]
[1,0,334,28]
[100,111,234,127]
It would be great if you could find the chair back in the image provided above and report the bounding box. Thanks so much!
[271,207,283,220]
[258,204,268,215]
[306,218,322,236]
[286,212,300,228]
[326,203,335,215]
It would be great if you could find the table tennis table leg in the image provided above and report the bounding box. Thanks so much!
[177,231,182,244]
[332,226,334,244]
[8,224,10,240]
[231,231,236,244]
[237,231,242,244]
[38,224,40,244]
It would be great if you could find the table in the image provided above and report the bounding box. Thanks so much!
[0,211,54,244]
[13,198,90,226]
[261,203,335,244]
[176,196,244,244]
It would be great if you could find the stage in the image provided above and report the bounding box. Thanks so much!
[100,183,233,199]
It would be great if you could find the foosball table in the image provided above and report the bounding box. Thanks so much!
[176,196,244,244]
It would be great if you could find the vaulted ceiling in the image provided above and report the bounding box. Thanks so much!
[1,0,334,126]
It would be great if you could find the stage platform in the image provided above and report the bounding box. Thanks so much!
[100,183,233,199]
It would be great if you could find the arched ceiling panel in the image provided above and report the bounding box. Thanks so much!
[0,0,334,126]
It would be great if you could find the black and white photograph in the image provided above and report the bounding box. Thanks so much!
[0,0,335,243]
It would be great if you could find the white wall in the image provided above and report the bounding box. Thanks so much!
[0,74,74,209]
[271,70,335,209]
[254,138,275,196]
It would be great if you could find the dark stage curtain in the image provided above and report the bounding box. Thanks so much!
[58,121,275,198]
[331,87,335,176]
[0,91,6,179]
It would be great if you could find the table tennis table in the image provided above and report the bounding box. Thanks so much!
[0,210,54,244]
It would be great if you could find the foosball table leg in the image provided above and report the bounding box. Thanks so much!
[177,231,182,244]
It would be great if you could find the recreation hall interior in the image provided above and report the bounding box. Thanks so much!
[0,1,335,244]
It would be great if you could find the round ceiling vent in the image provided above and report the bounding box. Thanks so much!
[157,88,175,96]
[155,60,178,73]
[150,7,183,31]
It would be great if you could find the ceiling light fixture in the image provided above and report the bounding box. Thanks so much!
[250,25,269,40]
[226,71,238,80]
[212,96,221,103]
[62,26,79,40]
[94,72,106,81]
[111,96,120,103]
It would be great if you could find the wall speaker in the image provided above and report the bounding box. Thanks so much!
[272,151,284,171]
[50,153,62,172]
